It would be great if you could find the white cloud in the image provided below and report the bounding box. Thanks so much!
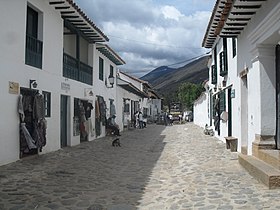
[161,5,184,21]
[75,0,212,77]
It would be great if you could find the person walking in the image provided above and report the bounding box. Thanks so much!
[134,111,139,128]
[139,111,144,129]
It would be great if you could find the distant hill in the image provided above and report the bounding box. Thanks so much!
[141,55,210,96]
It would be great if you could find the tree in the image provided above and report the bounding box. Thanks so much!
[178,82,204,110]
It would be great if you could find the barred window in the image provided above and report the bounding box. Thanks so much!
[99,57,104,81]
[42,91,51,117]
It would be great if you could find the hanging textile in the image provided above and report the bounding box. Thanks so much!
[95,99,101,137]
[18,91,47,155]
[33,93,45,121]
[97,96,107,126]
[79,101,87,138]
[110,101,116,117]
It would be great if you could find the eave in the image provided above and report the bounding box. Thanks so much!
[117,78,148,98]
[49,0,109,43]
[202,0,266,48]
[96,44,126,65]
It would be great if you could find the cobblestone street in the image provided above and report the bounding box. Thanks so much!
[1,123,280,210]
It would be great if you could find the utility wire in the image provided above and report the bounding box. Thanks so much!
[108,34,202,49]
[121,51,211,74]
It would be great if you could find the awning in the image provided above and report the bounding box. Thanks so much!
[96,44,125,65]
[202,0,267,48]
[117,78,148,98]
[49,0,109,43]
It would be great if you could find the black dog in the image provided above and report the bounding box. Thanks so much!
[112,138,121,147]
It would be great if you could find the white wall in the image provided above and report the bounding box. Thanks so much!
[236,1,280,154]
[0,0,105,166]
[194,93,209,128]
[92,45,118,138]
[0,0,65,165]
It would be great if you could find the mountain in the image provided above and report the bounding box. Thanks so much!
[141,55,210,95]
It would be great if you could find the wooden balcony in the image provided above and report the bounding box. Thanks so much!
[25,34,43,69]
[63,53,93,85]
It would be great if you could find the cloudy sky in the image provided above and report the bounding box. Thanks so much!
[75,0,214,77]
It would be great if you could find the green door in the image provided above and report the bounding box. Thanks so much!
[60,95,68,148]
[276,45,280,149]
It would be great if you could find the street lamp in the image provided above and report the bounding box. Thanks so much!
[107,75,115,88]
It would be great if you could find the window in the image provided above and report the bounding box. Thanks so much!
[42,91,51,117]
[27,6,38,38]
[99,57,104,81]
[124,103,130,113]
[110,65,114,77]
[25,6,43,69]
[220,38,228,76]
[211,65,217,84]
[219,52,228,76]
[232,38,237,58]
[219,90,226,112]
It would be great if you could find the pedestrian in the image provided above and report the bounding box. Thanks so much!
[168,113,173,125]
[134,111,139,128]
[139,111,143,129]
[164,112,168,126]
[106,115,121,136]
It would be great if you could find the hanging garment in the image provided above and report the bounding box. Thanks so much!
[88,118,94,137]
[84,102,94,120]
[95,99,100,120]
[20,123,37,150]
[33,93,45,121]
[98,96,107,126]
[110,102,116,117]
[18,94,25,122]
[79,102,87,138]
[33,119,47,152]
[95,99,101,137]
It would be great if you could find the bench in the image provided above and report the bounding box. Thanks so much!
[106,128,115,136]
[225,136,238,152]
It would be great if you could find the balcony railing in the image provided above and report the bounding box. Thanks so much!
[25,34,43,69]
[63,53,93,85]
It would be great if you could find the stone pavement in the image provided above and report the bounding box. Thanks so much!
[1,123,280,210]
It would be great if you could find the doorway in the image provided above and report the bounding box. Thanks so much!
[276,44,280,149]
[60,95,68,148]
[241,76,248,154]
[19,88,39,158]
[228,88,232,136]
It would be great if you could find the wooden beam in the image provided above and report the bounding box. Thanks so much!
[60,11,75,14]
[223,27,244,30]
[226,22,247,26]
[55,6,70,10]
[231,11,256,15]
[49,1,65,5]
[228,17,251,21]
[68,20,83,23]
[72,23,87,26]
[234,5,261,9]
[62,15,79,18]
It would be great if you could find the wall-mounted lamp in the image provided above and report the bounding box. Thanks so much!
[107,75,115,88]
[29,79,38,89]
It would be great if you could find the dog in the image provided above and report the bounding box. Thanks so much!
[112,138,121,147]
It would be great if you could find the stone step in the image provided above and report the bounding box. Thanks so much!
[255,150,280,170]
[238,153,280,189]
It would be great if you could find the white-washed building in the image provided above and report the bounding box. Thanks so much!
[0,0,126,166]
[117,72,162,128]
[201,0,280,188]
[93,44,125,138]
[193,81,210,128]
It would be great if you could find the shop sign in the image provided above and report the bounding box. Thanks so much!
[9,81,19,94]
[61,82,70,91]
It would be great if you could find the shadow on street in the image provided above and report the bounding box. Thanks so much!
[0,124,167,209]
